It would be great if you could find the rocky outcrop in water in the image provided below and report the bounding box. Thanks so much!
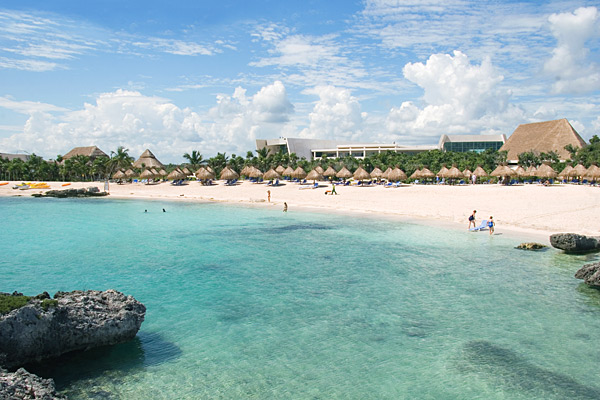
[575,262,600,287]
[31,187,108,198]
[0,367,66,400]
[515,242,547,251]
[0,290,145,369]
[549,233,600,253]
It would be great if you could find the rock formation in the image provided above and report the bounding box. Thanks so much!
[0,367,66,400]
[31,187,108,198]
[549,233,600,253]
[575,262,600,287]
[515,242,547,250]
[0,290,145,369]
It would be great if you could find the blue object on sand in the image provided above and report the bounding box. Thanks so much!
[470,220,488,231]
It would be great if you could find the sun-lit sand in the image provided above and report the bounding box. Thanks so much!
[2,179,599,241]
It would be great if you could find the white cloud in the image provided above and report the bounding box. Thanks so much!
[299,86,364,140]
[0,83,295,162]
[544,7,600,94]
[251,34,343,68]
[133,38,215,56]
[386,51,524,139]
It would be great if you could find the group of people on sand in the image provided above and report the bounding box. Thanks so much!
[468,210,495,235]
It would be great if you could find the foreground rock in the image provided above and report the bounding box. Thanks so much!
[549,233,600,253]
[575,262,600,287]
[0,290,145,369]
[515,242,547,251]
[0,367,66,400]
[31,187,108,198]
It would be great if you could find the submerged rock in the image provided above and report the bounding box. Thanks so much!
[0,290,145,369]
[515,242,547,251]
[575,262,600,287]
[0,367,66,400]
[32,187,108,198]
[549,233,600,253]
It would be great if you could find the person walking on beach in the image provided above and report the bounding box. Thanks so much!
[331,184,337,195]
[267,190,271,203]
[283,202,288,212]
[487,216,495,235]
[468,210,476,229]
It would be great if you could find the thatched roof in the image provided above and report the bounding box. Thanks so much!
[388,167,407,181]
[168,169,186,180]
[112,170,126,179]
[409,169,421,179]
[282,166,295,177]
[370,167,383,178]
[446,165,463,179]
[473,166,488,177]
[263,169,281,180]
[514,166,527,177]
[462,168,472,178]
[63,146,108,160]
[133,149,164,169]
[249,167,263,178]
[353,167,371,181]
[585,164,600,178]
[500,119,586,161]
[292,167,307,179]
[125,169,136,177]
[195,167,215,180]
[315,166,324,174]
[323,166,337,177]
[437,165,449,178]
[382,167,392,180]
[526,165,537,177]
[140,169,155,179]
[220,167,239,180]
[306,169,324,181]
[558,164,573,178]
[336,166,352,179]
[275,165,285,174]
[569,163,587,177]
[536,163,557,178]
[419,168,435,178]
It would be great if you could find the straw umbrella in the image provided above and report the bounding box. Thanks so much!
[525,165,537,177]
[409,169,421,180]
[558,164,573,180]
[490,165,505,177]
[382,167,392,180]
[569,163,587,179]
[150,168,160,177]
[473,166,488,178]
[315,165,324,174]
[112,170,126,180]
[292,166,307,180]
[240,165,252,177]
[263,168,281,181]
[275,165,285,174]
[353,166,371,182]
[370,167,383,180]
[336,166,353,180]
[140,169,154,182]
[585,164,600,180]
[125,169,136,178]
[220,167,239,181]
[388,167,407,182]
[323,166,337,179]
[514,165,527,178]
[419,167,435,180]
[306,169,324,182]
[446,165,464,182]
[462,168,473,179]
[182,167,191,175]
[195,167,215,181]
[536,163,557,179]
[282,166,295,178]
[437,164,449,178]
[249,167,264,179]
[168,169,186,180]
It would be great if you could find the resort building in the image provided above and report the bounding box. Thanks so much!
[62,146,108,161]
[438,134,506,153]
[0,152,30,161]
[133,149,164,169]
[500,119,586,163]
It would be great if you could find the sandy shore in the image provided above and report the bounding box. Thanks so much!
[2,180,599,242]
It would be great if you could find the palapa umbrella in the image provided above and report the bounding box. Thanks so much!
[336,166,353,179]
[140,169,155,179]
[524,165,536,177]
[490,165,505,177]
[558,164,573,179]
[353,166,371,181]
[462,169,473,179]
[182,167,191,175]
[240,165,252,176]
[158,169,168,177]
[473,166,488,177]
[195,167,215,181]
[446,165,464,180]
[275,165,285,174]
[323,166,337,178]
[514,165,527,177]
[536,163,557,179]
[437,165,449,178]
[125,169,137,178]
[150,168,159,177]
[292,166,307,180]
[282,166,295,177]
[419,168,435,179]
[388,167,407,182]
[370,167,383,179]
[220,167,239,181]
[168,169,186,180]
[263,168,281,181]
[306,169,324,181]
[409,169,421,180]
[569,163,587,178]
[112,170,126,179]
[315,165,324,174]
[382,167,392,180]
[249,167,264,179]
[585,164,600,179]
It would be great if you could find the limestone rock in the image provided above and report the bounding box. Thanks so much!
[549,233,600,253]
[0,367,66,400]
[515,242,547,250]
[575,262,600,286]
[0,290,145,369]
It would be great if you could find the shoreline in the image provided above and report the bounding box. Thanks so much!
[2,179,599,243]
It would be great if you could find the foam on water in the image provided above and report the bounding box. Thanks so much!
[2,197,600,399]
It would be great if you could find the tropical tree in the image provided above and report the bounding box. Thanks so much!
[183,150,205,170]
[109,147,134,175]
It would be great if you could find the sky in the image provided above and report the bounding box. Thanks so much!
[0,0,599,163]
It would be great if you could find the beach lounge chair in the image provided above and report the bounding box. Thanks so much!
[470,220,488,232]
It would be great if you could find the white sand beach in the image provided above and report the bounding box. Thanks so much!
[2,180,599,241]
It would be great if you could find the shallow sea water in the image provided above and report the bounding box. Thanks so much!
[1,197,600,399]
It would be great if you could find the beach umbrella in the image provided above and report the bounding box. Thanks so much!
[409,169,421,180]
[569,163,587,178]
[353,166,371,181]
[282,166,295,177]
[125,169,137,178]
[514,165,527,177]
[473,166,488,177]
[388,167,407,182]
[419,168,435,179]
[306,169,324,181]
[462,168,473,178]
[195,167,215,181]
[292,166,307,179]
[249,167,264,179]
[182,167,191,175]
[558,164,573,179]
[275,165,285,174]
[220,167,239,180]
[382,167,392,180]
[149,168,159,177]
[536,163,557,178]
[585,164,600,179]
[133,149,164,169]
[112,170,126,179]
[263,168,281,181]
[336,166,353,179]
[206,166,214,173]
[437,165,449,178]
[140,169,155,179]
[370,167,383,179]
[446,165,464,179]
[490,165,505,177]
[158,169,168,177]
[240,165,252,176]
[315,165,324,174]
[168,169,186,180]
[525,165,537,177]
[323,166,337,178]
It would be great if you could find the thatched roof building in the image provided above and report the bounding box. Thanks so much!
[133,149,164,169]
[500,119,586,163]
[63,146,108,160]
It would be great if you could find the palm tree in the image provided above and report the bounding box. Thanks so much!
[183,150,205,170]
[109,147,134,176]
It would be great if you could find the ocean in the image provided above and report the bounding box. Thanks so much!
[1,197,600,399]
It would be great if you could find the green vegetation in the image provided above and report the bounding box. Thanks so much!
[41,299,59,311]
[0,294,32,314]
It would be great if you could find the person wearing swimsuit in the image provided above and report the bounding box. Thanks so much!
[487,216,495,235]
[468,210,476,229]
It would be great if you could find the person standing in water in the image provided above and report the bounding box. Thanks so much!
[283,202,288,212]
[468,210,476,229]
[487,216,495,235]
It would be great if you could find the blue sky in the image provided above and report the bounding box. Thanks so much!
[1,0,599,163]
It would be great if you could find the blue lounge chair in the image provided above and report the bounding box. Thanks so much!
[470,220,488,232]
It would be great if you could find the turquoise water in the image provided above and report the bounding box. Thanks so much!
[2,197,600,399]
